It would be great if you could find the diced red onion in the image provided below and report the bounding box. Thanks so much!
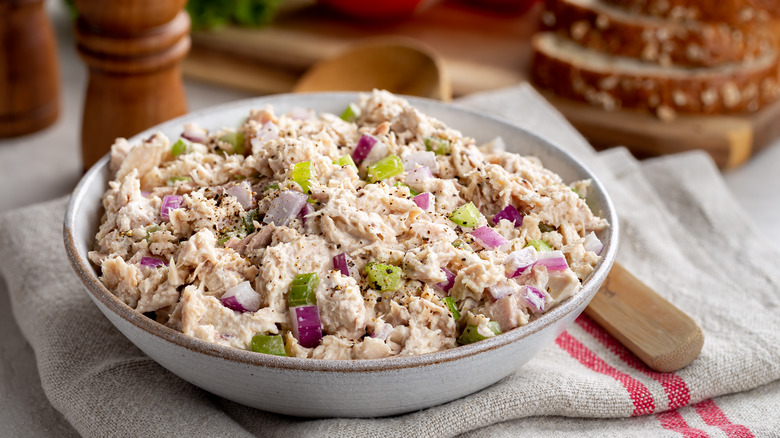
[264,190,307,226]
[402,151,439,174]
[492,205,523,227]
[437,267,455,293]
[219,296,244,313]
[251,121,279,150]
[488,280,519,300]
[471,226,508,250]
[361,138,388,167]
[225,181,253,210]
[413,192,433,212]
[406,167,433,188]
[219,281,261,313]
[333,252,354,277]
[289,107,315,120]
[181,124,209,144]
[140,256,167,269]
[259,121,278,141]
[583,232,603,255]
[290,305,323,348]
[535,250,568,271]
[141,191,151,198]
[299,203,314,225]
[506,246,537,278]
[351,134,378,164]
[160,195,183,220]
[370,322,393,341]
[524,285,546,313]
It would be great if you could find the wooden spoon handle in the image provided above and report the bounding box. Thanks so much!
[584,262,704,373]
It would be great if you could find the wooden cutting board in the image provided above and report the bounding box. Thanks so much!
[183,1,780,168]
[183,1,536,97]
[545,94,780,169]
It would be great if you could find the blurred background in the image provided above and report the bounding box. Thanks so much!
[1,3,778,435]
[1,0,778,245]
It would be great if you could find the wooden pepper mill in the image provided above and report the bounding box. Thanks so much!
[74,0,190,170]
[0,0,60,138]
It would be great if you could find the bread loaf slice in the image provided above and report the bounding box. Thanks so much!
[601,0,778,24]
[531,32,780,118]
[542,0,778,67]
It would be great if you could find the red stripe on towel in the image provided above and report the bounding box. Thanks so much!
[575,314,691,409]
[555,331,655,415]
[656,410,710,438]
[575,315,753,437]
[694,399,754,438]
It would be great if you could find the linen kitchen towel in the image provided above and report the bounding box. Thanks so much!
[1,84,778,437]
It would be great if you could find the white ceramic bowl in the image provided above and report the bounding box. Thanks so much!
[64,92,618,418]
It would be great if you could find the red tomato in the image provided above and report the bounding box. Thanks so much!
[319,0,424,20]
[460,0,540,14]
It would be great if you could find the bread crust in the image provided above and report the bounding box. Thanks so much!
[601,0,780,24]
[530,32,780,117]
[542,0,778,68]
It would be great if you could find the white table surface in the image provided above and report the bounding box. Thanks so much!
[1,2,778,436]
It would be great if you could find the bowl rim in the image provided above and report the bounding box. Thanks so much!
[63,91,619,373]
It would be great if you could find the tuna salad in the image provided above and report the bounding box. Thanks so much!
[89,90,608,360]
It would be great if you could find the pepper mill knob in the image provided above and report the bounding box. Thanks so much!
[74,0,190,170]
[0,0,60,138]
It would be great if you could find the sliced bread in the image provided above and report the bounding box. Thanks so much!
[601,0,778,24]
[531,32,780,118]
[542,0,778,67]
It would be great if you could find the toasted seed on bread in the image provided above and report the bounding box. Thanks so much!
[542,0,778,67]
[601,0,779,24]
[531,32,780,117]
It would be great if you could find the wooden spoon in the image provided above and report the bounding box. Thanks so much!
[586,262,703,372]
[293,42,703,372]
[293,37,452,101]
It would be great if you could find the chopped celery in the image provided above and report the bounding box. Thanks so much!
[216,229,242,247]
[526,239,552,252]
[243,209,260,234]
[395,181,419,196]
[339,103,361,122]
[145,225,161,244]
[216,234,230,247]
[366,154,404,183]
[425,136,451,155]
[171,138,188,157]
[449,202,479,228]
[457,322,501,345]
[250,334,287,356]
[264,183,279,191]
[442,296,460,320]
[334,154,358,172]
[219,131,245,155]
[365,262,403,291]
[288,273,319,307]
[291,161,313,194]
[166,176,192,186]
[452,239,475,252]
[538,223,556,233]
